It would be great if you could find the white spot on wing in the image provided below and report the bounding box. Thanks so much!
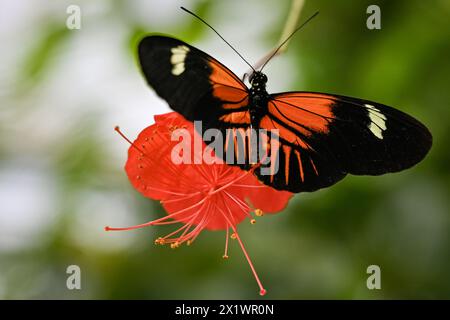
[365,104,387,139]
[171,63,185,76]
[170,45,190,76]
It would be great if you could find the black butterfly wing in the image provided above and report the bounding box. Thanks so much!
[255,92,432,192]
[138,35,251,129]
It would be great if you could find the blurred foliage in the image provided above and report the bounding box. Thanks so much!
[21,25,71,84]
[0,0,449,299]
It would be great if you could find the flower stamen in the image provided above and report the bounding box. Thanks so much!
[216,195,267,296]
[223,227,230,259]
[255,209,264,216]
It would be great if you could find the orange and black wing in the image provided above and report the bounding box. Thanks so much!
[255,92,432,192]
[138,35,250,130]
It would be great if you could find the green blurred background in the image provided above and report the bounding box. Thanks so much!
[0,0,449,299]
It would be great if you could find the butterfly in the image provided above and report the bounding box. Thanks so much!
[137,35,432,193]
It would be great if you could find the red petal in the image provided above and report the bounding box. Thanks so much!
[228,173,293,214]
[124,112,292,230]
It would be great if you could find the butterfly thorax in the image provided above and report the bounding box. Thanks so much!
[249,71,269,125]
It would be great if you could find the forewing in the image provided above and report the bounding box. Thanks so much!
[138,35,250,129]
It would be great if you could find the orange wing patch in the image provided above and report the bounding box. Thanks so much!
[219,111,250,124]
[282,145,291,184]
[208,58,249,111]
[259,115,309,149]
[269,93,335,135]
[260,94,335,186]
[223,127,257,165]
[294,150,304,182]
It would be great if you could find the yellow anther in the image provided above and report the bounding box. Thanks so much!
[154,237,165,245]
[255,209,264,216]
[187,240,192,246]
[170,241,180,249]
[250,219,256,224]
[222,254,229,259]
[230,233,237,240]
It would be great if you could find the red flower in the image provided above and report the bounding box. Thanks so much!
[106,112,292,295]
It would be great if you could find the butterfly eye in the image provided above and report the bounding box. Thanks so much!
[261,74,268,84]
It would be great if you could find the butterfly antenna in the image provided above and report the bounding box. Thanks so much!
[180,7,255,72]
[260,11,319,72]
